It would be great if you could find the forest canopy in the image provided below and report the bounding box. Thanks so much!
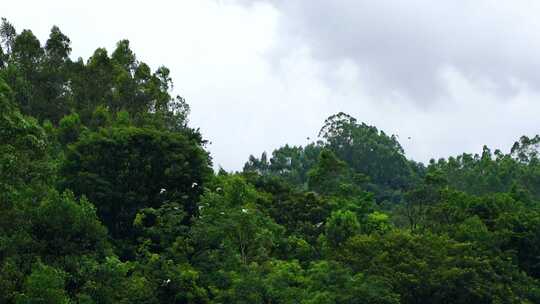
[1,19,540,303]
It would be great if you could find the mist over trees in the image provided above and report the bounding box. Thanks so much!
[1,19,540,303]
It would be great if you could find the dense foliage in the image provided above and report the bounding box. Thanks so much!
[1,19,540,303]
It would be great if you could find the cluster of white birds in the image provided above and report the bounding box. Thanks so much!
[159,182,198,195]
[160,183,253,218]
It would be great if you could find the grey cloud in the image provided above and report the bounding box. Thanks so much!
[242,0,540,104]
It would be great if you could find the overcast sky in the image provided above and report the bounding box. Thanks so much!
[5,0,540,170]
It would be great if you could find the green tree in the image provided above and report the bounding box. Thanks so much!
[303,261,399,304]
[246,175,332,245]
[324,210,360,248]
[308,149,368,197]
[61,125,212,241]
[57,113,84,145]
[31,190,108,259]
[15,263,69,304]
[191,175,283,269]
[318,112,414,193]
[0,78,51,199]
[336,231,537,304]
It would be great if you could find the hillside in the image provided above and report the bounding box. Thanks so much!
[1,19,540,303]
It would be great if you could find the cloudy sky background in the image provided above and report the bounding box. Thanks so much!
[5,0,540,170]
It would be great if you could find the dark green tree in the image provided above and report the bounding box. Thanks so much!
[61,125,212,241]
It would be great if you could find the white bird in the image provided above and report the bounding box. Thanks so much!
[315,222,324,228]
[192,182,198,188]
[241,208,248,214]
[163,279,171,285]
[216,187,222,192]
[160,188,166,194]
